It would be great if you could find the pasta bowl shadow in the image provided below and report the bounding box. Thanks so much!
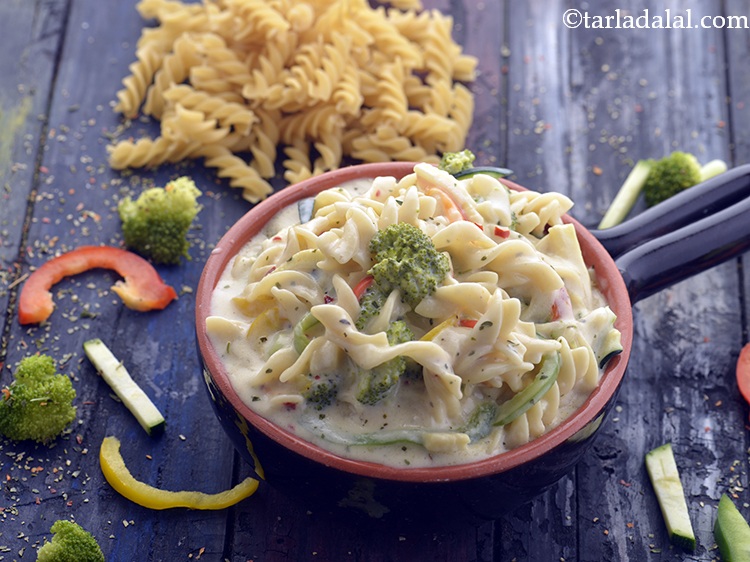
[195,161,750,521]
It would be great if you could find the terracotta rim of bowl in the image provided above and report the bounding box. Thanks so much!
[196,162,634,483]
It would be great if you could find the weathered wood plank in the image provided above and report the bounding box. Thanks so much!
[721,0,750,169]
[1,0,748,560]
[503,0,573,197]
[460,0,505,168]
[564,1,741,560]
[495,480,578,560]
[502,0,743,560]
[0,0,68,361]
[0,0,243,559]
[231,498,496,562]
[724,0,750,547]
[725,0,750,329]
[497,1,582,560]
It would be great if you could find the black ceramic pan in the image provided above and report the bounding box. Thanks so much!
[196,162,750,520]
[592,163,750,301]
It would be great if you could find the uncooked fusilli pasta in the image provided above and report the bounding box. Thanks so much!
[110,0,477,202]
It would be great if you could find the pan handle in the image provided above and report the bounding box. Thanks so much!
[611,192,750,304]
[592,164,750,259]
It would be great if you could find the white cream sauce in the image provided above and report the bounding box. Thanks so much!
[207,172,617,468]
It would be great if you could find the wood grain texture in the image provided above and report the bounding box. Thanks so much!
[565,1,741,560]
[726,0,750,349]
[724,7,750,562]
[0,0,749,560]
[0,0,242,558]
[0,0,69,353]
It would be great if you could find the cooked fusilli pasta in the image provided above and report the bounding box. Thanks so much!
[206,164,623,468]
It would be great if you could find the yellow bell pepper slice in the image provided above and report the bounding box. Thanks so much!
[420,316,458,342]
[99,436,259,510]
[246,307,281,341]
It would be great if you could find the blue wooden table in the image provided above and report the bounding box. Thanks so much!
[1,1,749,560]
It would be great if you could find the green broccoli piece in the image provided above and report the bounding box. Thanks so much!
[598,152,727,229]
[643,152,726,207]
[369,223,450,309]
[37,520,104,562]
[0,355,76,444]
[384,320,413,347]
[461,402,498,442]
[118,176,202,264]
[438,149,476,175]
[356,320,414,405]
[355,285,388,331]
[304,374,339,411]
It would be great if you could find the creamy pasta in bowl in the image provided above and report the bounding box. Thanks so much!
[195,161,633,515]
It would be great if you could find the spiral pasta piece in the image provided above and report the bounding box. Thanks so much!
[198,145,273,202]
[111,0,477,200]
[114,47,167,119]
[143,34,205,118]
[206,164,623,467]
[163,84,258,135]
[108,136,199,169]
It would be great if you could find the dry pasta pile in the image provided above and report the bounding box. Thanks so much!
[110,0,477,202]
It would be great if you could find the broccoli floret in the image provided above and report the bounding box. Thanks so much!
[385,320,414,346]
[37,520,104,562]
[355,285,388,331]
[461,402,498,442]
[357,361,400,406]
[598,152,727,229]
[438,149,476,175]
[304,374,339,411]
[356,320,414,405]
[643,152,726,207]
[0,355,76,444]
[118,176,202,264]
[369,223,450,308]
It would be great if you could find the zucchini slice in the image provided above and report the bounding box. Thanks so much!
[297,197,314,223]
[453,166,513,179]
[300,402,498,450]
[645,443,695,551]
[715,494,750,561]
[302,416,472,454]
[494,352,561,427]
[83,338,165,435]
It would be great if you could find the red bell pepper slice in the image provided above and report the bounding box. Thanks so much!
[353,275,375,300]
[550,287,573,321]
[737,343,750,415]
[494,225,510,238]
[426,186,467,223]
[18,246,178,325]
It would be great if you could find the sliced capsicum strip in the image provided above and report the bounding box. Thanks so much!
[736,343,750,420]
[18,246,177,324]
[99,436,259,510]
[420,316,481,342]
